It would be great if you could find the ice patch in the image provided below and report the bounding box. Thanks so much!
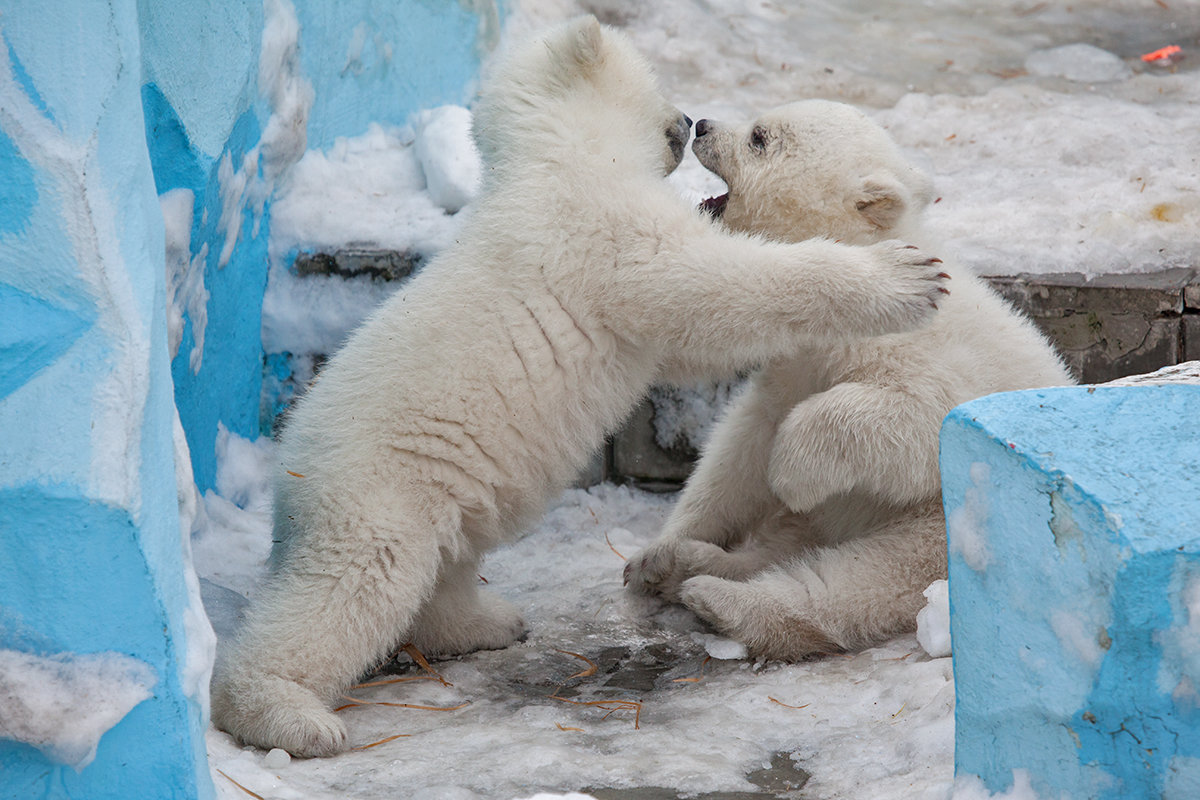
[0,650,156,770]
[692,632,749,661]
[1025,44,1132,83]
[263,747,291,769]
[413,105,482,213]
[917,579,951,658]
[269,122,460,261]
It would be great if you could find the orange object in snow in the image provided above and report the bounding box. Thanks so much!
[1141,45,1181,62]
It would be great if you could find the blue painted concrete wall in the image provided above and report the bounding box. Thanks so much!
[1,1,498,796]
[941,384,1200,799]
[139,0,499,491]
[0,1,212,796]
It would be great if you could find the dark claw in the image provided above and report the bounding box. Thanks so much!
[937,272,951,279]
[938,287,951,295]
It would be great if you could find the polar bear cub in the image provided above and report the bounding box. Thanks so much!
[626,100,1073,660]
[210,27,950,757]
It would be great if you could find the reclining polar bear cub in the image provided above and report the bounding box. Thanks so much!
[625,100,1073,660]
[210,24,949,756]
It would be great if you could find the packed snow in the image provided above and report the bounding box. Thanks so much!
[195,1,1199,798]
[201,447,956,800]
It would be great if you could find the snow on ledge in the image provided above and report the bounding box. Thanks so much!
[1101,360,1200,387]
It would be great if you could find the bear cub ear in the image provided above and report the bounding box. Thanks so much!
[562,15,606,71]
[854,175,911,231]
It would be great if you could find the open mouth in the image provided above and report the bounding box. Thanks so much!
[699,192,729,219]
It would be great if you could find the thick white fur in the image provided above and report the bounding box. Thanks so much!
[210,27,950,757]
[625,100,1074,660]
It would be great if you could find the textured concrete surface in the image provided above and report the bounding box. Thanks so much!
[940,377,1200,799]
[985,269,1197,384]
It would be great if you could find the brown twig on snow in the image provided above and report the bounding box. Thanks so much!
[351,733,413,751]
[604,531,626,561]
[768,696,811,710]
[672,655,712,683]
[401,642,452,686]
[549,694,642,729]
[217,770,266,800]
[554,648,599,680]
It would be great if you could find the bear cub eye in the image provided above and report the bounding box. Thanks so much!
[749,126,769,153]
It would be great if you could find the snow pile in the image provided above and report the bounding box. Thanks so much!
[917,579,952,659]
[0,649,156,770]
[268,122,461,261]
[261,116,476,359]
[192,428,276,601]
[413,105,482,213]
[212,422,276,514]
[878,87,1200,275]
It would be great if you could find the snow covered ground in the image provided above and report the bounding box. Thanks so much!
[199,2,1199,798]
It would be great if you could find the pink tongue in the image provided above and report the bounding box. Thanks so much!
[699,193,729,218]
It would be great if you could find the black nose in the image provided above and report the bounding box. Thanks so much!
[683,114,693,130]
[695,119,711,137]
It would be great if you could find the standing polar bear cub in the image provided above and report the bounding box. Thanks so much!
[626,100,1073,659]
[211,24,949,757]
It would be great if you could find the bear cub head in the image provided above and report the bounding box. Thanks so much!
[472,16,693,180]
[693,100,933,245]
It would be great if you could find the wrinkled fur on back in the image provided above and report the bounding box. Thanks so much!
[210,30,950,757]
[626,100,1074,660]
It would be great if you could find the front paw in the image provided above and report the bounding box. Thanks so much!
[211,673,349,758]
[624,539,688,600]
[860,240,948,336]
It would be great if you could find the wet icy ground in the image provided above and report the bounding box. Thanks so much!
[203,483,954,800]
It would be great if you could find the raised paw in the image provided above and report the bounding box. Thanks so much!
[859,240,949,336]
